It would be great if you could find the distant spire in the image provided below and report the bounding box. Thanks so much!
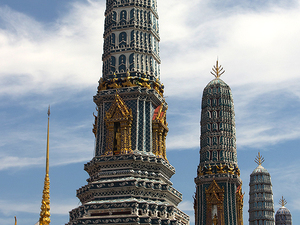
[210,59,225,78]
[39,106,51,225]
[14,216,17,225]
[279,196,287,207]
[254,152,265,166]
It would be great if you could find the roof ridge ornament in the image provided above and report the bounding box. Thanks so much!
[210,60,225,78]
[255,152,265,166]
[279,196,287,207]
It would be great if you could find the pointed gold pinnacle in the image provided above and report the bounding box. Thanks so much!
[279,196,287,207]
[39,107,51,225]
[210,60,225,78]
[254,152,265,166]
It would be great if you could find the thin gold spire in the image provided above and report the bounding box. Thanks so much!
[210,59,225,78]
[279,196,287,207]
[39,106,51,225]
[254,152,265,166]
[14,216,17,225]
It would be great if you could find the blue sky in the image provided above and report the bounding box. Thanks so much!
[1,0,300,224]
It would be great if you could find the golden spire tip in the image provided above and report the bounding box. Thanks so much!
[279,196,287,207]
[254,152,265,166]
[39,107,51,225]
[210,58,225,79]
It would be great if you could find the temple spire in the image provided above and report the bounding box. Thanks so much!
[210,59,225,78]
[279,196,287,207]
[39,106,51,225]
[255,152,265,166]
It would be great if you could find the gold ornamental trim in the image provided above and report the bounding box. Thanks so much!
[236,185,244,225]
[104,92,133,156]
[152,105,168,160]
[98,76,164,96]
[198,163,240,176]
[205,180,225,225]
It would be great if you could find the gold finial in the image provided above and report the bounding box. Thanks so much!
[279,196,287,207]
[254,152,265,166]
[210,59,225,78]
[39,107,51,225]
[14,216,17,225]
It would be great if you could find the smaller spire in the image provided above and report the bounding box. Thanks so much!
[279,196,287,207]
[210,59,225,78]
[39,107,51,225]
[254,152,265,166]
[14,216,17,225]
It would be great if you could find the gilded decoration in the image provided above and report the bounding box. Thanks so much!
[39,106,51,225]
[104,92,133,156]
[255,152,265,166]
[198,164,240,176]
[279,196,287,207]
[92,108,98,137]
[205,179,225,225]
[236,185,244,225]
[210,60,225,78]
[97,76,164,96]
[152,105,168,160]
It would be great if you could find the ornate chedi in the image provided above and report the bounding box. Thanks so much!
[275,197,292,225]
[66,0,189,224]
[194,61,243,225]
[248,153,275,225]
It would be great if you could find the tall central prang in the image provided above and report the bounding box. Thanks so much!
[66,0,189,224]
[194,61,244,225]
[95,0,165,157]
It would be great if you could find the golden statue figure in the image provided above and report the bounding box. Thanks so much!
[212,214,218,225]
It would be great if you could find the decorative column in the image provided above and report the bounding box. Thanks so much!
[248,152,274,225]
[195,61,243,225]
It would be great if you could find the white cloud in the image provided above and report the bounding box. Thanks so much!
[0,2,105,96]
[0,156,44,170]
[178,200,194,211]
[0,199,77,216]
[160,2,300,96]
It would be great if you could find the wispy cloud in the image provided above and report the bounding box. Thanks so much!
[178,200,194,211]
[0,156,44,170]
[0,199,77,215]
[0,2,105,96]
[0,112,94,170]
